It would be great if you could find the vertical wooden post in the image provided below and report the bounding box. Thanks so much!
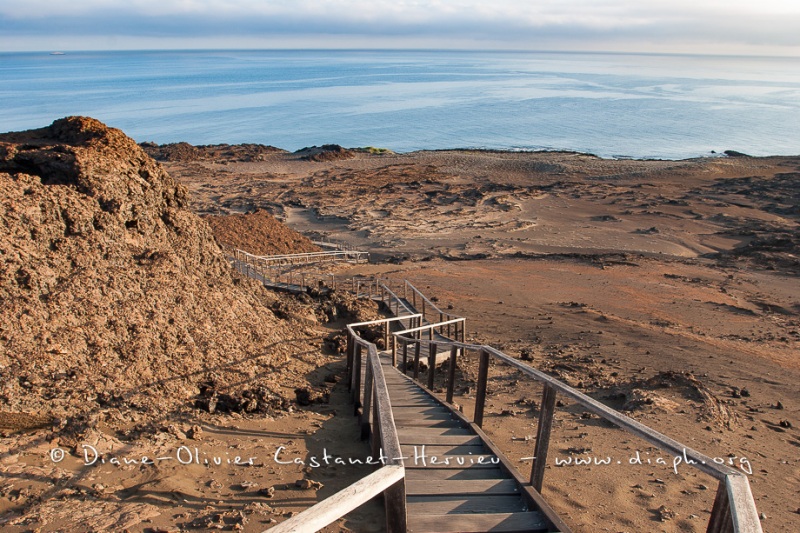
[706,480,733,533]
[383,322,389,350]
[427,342,436,389]
[371,393,381,460]
[392,334,397,366]
[346,331,353,385]
[422,300,426,322]
[412,289,416,309]
[361,358,373,440]
[474,349,490,427]
[446,345,458,404]
[402,342,409,374]
[353,344,363,414]
[413,343,421,379]
[531,384,557,492]
[461,321,465,343]
[384,480,407,533]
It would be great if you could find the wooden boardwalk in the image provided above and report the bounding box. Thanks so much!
[381,356,559,532]
[374,296,565,532]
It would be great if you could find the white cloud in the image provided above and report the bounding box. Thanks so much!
[1,0,799,53]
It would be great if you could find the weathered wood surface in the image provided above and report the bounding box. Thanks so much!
[371,292,561,533]
[375,355,558,532]
[408,512,549,533]
[379,281,763,533]
[266,465,404,533]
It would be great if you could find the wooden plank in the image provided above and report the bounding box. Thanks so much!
[441,401,571,533]
[408,511,549,533]
[392,412,455,421]
[404,467,509,481]
[531,384,557,492]
[406,495,528,514]
[403,455,502,469]
[394,419,463,428]
[388,393,438,401]
[391,406,450,415]
[399,434,482,446]
[406,479,520,496]
[474,348,490,427]
[266,465,404,533]
[400,444,487,456]
[367,346,407,532]
[446,345,458,404]
[707,479,733,533]
[726,473,763,532]
[398,427,473,437]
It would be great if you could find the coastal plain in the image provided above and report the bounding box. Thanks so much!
[1,124,797,532]
[155,144,800,532]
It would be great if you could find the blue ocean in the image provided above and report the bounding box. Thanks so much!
[1,49,799,159]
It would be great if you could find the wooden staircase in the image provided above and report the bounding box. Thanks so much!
[383,360,556,532]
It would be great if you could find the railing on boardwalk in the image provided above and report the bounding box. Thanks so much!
[389,315,763,533]
[267,312,410,532]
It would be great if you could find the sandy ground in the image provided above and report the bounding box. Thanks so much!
[0,319,385,533]
[2,145,787,532]
[149,146,800,532]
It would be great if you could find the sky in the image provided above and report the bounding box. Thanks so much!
[1,0,800,55]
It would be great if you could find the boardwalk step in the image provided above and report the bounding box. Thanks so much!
[400,444,487,456]
[404,467,511,481]
[394,419,464,428]
[406,479,521,496]
[398,429,481,447]
[408,511,551,533]
[407,495,529,514]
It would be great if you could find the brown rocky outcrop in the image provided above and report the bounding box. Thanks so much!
[203,210,321,255]
[0,117,301,431]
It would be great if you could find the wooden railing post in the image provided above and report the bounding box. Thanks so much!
[353,343,363,414]
[474,348,490,427]
[384,480,406,533]
[707,480,733,533]
[402,342,409,374]
[446,345,458,403]
[361,357,374,440]
[346,331,354,385]
[413,342,421,379]
[383,322,389,350]
[427,342,436,389]
[531,384,557,492]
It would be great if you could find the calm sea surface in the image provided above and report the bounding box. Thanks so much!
[2,49,799,159]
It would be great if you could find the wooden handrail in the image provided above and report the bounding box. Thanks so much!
[404,280,461,321]
[265,465,404,533]
[345,320,408,532]
[393,317,465,336]
[391,335,763,533]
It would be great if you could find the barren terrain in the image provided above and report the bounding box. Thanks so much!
[0,123,797,532]
[153,144,799,532]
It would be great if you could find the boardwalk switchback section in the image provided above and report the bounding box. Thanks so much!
[228,253,763,532]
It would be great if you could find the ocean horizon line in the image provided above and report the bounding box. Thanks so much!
[4,47,800,61]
